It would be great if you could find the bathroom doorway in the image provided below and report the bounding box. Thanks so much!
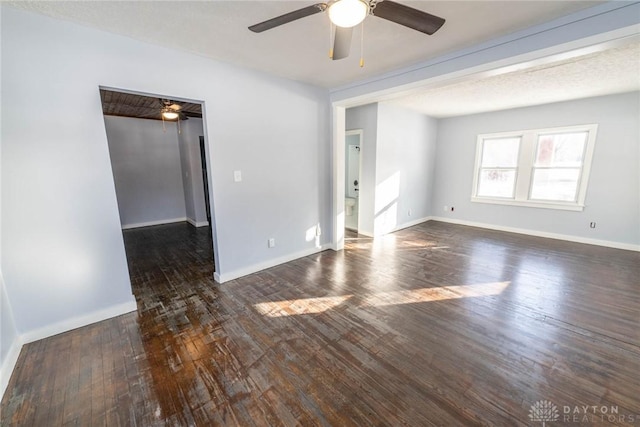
[345,130,362,232]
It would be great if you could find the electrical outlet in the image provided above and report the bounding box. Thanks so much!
[408,209,412,217]
[450,206,455,212]
[444,205,448,212]
[268,238,275,248]
[590,222,596,229]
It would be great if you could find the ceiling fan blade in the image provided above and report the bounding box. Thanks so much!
[249,3,327,33]
[373,0,445,35]
[332,26,353,60]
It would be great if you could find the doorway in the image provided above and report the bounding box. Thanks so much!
[99,87,218,284]
[345,130,362,232]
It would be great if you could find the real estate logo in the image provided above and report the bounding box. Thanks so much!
[528,399,638,424]
[529,400,559,426]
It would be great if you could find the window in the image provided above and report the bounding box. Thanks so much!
[530,132,587,202]
[472,124,597,211]
[476,137,520,198]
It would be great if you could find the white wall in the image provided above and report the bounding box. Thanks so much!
[346,103,438,236]
[0,274,20,397]
[0,33,21,392]
[346,104,378,235]
[332,1,640,250]
[375,103,437,235]
[432,92,640,247]
[177,117,208,227]
[1,5,330,341]
[104,116,187,228]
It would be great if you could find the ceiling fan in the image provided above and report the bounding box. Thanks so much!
[159,99,187,121]
[249,0,445,61]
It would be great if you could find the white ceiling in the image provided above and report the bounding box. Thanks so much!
[10,1,638,117]
[385,41,640,117]
[9,0,606,88]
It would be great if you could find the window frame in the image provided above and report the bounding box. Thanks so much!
[471,124,598,211]
[475,136,521,199]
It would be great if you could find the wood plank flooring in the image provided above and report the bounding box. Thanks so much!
[2,221,639,426]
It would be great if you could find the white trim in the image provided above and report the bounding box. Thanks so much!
[0,336,23,400]
[346,129,364,234]
[470,197,585,212]
[215,244,332,283]
[186,218,209,227]
[332,106,347,251]
[471,124,598,211]
[430,217,640,252]
[395,216,432,232]
[339,217,432,241]
[20,299,138,344]
[121,217,187,230]
[354,230,374,238]
[372,216,432,237]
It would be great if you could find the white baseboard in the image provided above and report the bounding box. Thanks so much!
[1,298,137,400]
[341,217,431,241]
[122,217,187,230]
[355,216,431,238]
[215,243,332,283]
[387,216,432,234]
[186,218,209,228]
[20,298,138,344]
[430,217,640,252]
[0,335,23,400]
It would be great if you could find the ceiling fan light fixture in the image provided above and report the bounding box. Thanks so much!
[161,109,179,120]
[328,0,368,28]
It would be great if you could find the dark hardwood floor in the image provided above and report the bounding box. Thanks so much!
[2,221,639,426]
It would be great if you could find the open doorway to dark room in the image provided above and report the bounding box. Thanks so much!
[99,88,215,303]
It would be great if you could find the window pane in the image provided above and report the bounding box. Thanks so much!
[530,168,580,201]
[481,138,520,167]
[535,132,587,167]
[477,169,516,198]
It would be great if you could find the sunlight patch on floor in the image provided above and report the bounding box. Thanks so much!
[253,282,510,317]
[254,295,352,317]
[361,281,510,307]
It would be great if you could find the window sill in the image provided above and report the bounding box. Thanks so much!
[471,197,585,212]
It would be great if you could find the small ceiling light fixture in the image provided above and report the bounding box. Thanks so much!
[328,0,368,28]
[161,108,179,120]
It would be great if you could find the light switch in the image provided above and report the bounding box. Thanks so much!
[234,170,242,182]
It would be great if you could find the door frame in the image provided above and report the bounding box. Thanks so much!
[345,129,363,233]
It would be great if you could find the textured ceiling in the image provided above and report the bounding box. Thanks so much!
[385,41,640,117]
[8,0,604,88]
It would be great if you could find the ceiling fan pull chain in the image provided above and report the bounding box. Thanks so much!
[369,0,378,14]
[161,114,166,133]
[360,19,365,68]
[178,117,181,134]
